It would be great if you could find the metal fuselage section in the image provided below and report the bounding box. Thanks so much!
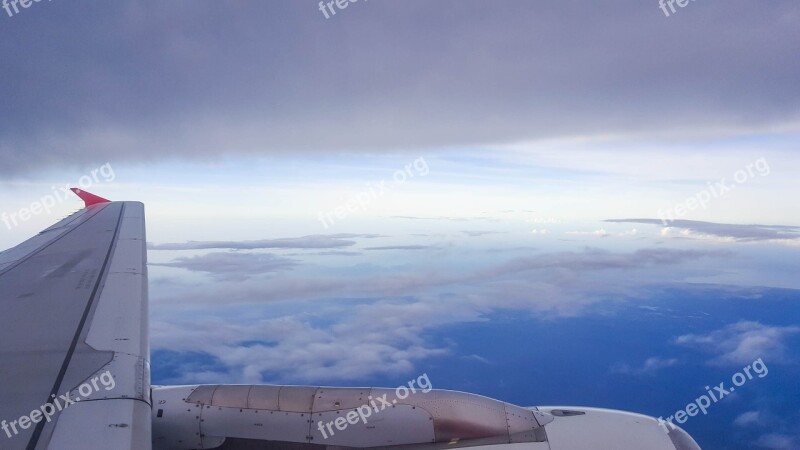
[151,385,552,450]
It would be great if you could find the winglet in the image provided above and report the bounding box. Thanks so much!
[71,188,111,207]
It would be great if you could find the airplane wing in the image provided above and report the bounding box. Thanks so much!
[0,190,151,449]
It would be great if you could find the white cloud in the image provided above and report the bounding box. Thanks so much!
[565,228,640,238]
[754,433,797,450]
[462,354,492,365]
[151,298,463,384]
[611,357,679,376]
[676,321,800,365]
[734,410,762,427]
[566,228,609,237]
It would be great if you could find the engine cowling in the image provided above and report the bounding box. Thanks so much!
[151,385,553,450]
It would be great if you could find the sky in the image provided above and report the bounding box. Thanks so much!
[1,1,799,450]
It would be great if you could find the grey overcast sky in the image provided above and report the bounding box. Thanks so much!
[0,1,798,174]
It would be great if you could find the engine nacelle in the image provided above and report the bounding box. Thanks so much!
[151,385,553,450]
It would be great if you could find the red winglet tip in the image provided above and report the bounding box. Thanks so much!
[71,188,111,207]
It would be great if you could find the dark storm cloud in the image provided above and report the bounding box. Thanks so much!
[607,219,800,241]
[1,1,799,173]
[148,233,380,250]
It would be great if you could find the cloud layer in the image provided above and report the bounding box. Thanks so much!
[608,219,800,243]
[1,1,799,174]
[151,252,298,281]
[150,242,732,383]
[148,234,380,250]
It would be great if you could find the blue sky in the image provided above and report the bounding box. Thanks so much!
[1,2,799,449]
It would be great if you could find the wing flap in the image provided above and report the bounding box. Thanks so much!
[48,399,152,450]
